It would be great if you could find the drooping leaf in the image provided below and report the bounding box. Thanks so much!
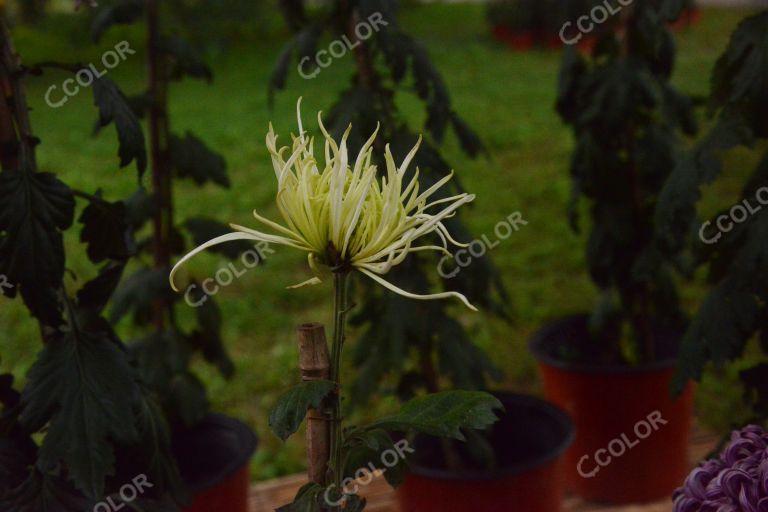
[111,392,187,505]
[275,482,324,512]
[128,330,209,430]
[0,471,93,512]
[343,428,409,488]
[269,24,324,105]
[269,42,295,107]
[109,267,174,324]
[91,0,144,42]
[0,171,75,326]
[92,78,148,177]
[449,112,485,159]
[19,316,140,497]
[269,380,336,441]
[369,391,503,441]
[161,36,213,83]
[710,11,768,137]
[169,132,229,188]
[168,372,208,428]
[188,294,235,378]
[672,282,760,394]
[77,260,127,315]
[124,188,156,230]
[78,196,132,263]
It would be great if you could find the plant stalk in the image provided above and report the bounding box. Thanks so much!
[328,270,350,510]
[146,0,174,330]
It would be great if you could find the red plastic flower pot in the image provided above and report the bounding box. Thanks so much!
[530,315,694,504]
[172,413,258,512]
[397,393,574,512]
[669,8,703,31]
[490,25,535,51]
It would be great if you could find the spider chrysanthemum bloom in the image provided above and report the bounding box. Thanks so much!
[170,100,477,310]
[672,425,768,512]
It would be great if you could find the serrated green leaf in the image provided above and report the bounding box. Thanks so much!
[161,36,213,83]
[370,391,503,441]
[78,196,132,263]
[124,188,156,231]
[77,261,127,315]
[170,132,229,188]
[19,318,140,497]
[275,482,324,512]
[169,371,208,428]
[92,78,147,176]
[109,267,173,324]
[129,393,186,499]
[0,171,75,326]
[188,295,235,379]
[269,380,335,441]
[0,471,93,512]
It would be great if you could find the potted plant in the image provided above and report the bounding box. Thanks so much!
[270,2,576,509]
[0,2,258,509]
[656,9,768,429]
[169,100,505,511]
[0,7,186,510]
[88,1,260,509]
[486,0,537,50]
[533,0,699,503]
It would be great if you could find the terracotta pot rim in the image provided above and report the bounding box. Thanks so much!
[407,392,574,482]
[173,412,258,493]
[529,314,683,375]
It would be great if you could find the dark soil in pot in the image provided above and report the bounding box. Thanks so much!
[530,315,694,504]
[397,392,574,512]
[172,413,258,512]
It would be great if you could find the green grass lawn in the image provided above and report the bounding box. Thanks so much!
[0,3,761,480]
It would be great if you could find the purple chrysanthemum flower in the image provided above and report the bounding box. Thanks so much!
[674,425,768,512]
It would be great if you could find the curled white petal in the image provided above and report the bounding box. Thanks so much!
[169,231,261,291]
[358,267,478,311]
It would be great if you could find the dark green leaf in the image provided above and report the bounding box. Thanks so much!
[19,317,140,497]
[92,78,148,177]
[343,428,409,488]
[110,267,173,324]
[78,196,132,263]
[169,372,208,428]
[188,295,235,379]
[77,261,127,314]
[0,471,93,512]
[0,171,75,326]
[449,112,485,158]
[112,392,188,505]
[91,0,144,42]
[124,188,156,230]
[275,482,323,512]
[161,36,213,83]
[269,380,335,441]
[170,132,229,188]
[370,391,503,441]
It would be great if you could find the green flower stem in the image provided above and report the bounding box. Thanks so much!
[329,270,350,509]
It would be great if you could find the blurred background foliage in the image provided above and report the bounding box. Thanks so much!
[0,0,761,480]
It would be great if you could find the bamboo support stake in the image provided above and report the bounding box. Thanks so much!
[297,323,331,485]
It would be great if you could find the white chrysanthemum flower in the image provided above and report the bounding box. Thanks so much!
[170,100,477,310]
